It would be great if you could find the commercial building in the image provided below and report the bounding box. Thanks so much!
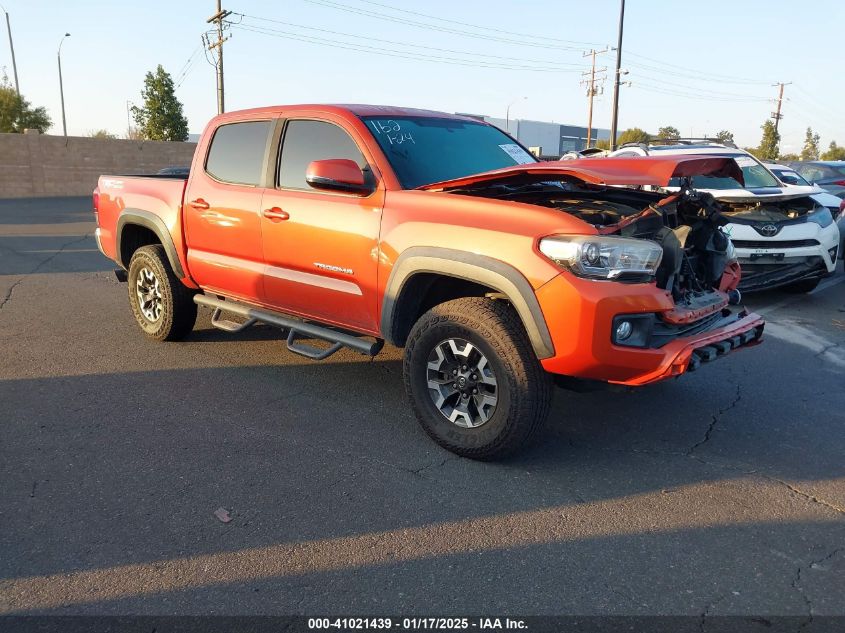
[461,114,611,158]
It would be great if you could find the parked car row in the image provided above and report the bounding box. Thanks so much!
[563,140,842,293]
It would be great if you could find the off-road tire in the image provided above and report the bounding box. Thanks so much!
[403,297,552,460]
[784,277,821,293]
[127,244,197,341]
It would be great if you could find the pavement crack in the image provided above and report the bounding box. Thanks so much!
[0,232,92,312]
[687,382,742,455]
[699,593,727,632]
[762,477,845,516]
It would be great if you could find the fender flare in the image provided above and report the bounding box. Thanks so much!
[381,246,555,359]
[116,209,186,278]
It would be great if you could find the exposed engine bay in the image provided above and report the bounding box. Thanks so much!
[716,196,817,222]
[453,179,741,306]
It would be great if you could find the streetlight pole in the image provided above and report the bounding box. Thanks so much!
[126,100,134,139]
[505,96,527,134]
[1,4,19,96]
[609,0,625,151]
[58,33,70,137]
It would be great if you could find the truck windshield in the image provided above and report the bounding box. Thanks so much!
[361,116,536,189]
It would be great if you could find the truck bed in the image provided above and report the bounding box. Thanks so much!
[95,174,189,270]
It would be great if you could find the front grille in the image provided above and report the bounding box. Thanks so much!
[649,310,725,348]
[732,239,819,249]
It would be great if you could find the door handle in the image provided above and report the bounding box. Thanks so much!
[262,207,290,222]
[189,198,210,210]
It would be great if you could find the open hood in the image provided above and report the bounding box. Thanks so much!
[418,156,744,192]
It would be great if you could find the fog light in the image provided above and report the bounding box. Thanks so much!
[829,247,838,261]
[616,320,633,341]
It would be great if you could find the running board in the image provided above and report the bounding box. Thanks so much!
[194,294,383,359]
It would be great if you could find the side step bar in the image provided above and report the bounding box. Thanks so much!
[194,294,384,360]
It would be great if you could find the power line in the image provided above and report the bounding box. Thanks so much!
[236,13,590,68]
[351,0,603,47]
[630,80,769,103]
[626,66,772,100]
[299,0,589,52]
[229,23,585,73]
[625,51,774,85]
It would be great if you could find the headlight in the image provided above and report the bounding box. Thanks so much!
[538,235,663,281]
[807,207,833,228]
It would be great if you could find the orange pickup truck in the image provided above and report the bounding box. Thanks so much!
[94,104,763,459]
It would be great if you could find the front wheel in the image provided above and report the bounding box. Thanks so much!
[403,297,552,460]
[127,244,197,341]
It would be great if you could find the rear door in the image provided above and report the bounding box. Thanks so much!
[183,119,274,302]
[259,117,384,333]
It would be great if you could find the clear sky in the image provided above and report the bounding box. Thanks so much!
[1,0,841,152]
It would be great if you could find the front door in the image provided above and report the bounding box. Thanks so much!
[259,118,383,333]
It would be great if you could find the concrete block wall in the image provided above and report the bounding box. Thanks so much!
[0,133,197,198]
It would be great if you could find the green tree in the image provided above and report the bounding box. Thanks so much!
[756,120,781,161]
[656,125,680,140]
[594,128,651,150]
[800,127,820,161]
[0,74,52,133]
[821,141,845,161]
[779,153,800,162]
[715,130,735,145]
[617,127,652,145]
[88,129,117,139]
[131,65,188,141]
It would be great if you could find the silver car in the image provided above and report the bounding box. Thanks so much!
[788,161,845,199]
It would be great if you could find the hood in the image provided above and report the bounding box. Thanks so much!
[418,156,744,191]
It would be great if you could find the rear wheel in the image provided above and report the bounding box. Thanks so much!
[784,277,821,293]
[403,297,552,460]
[127,244,197,341]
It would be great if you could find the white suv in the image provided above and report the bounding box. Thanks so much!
[607,141,840,292]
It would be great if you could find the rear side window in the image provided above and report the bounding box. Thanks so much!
[205,121,272,185]
[278,120,366,190]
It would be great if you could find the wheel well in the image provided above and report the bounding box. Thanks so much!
[119,224,161,268]
[390,273,500,346]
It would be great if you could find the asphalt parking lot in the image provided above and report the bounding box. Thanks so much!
[1,196,844,620]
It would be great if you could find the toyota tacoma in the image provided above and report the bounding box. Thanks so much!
[93,105,764,459]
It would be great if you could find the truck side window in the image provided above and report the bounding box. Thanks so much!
[205,121,272,186]
[278,120,366,191]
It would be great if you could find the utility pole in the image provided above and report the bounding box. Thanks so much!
[206,0,231,114]
[609,0,625,151]
[771,81,791,135]
[581,48,608,148]
[1,4,19,96]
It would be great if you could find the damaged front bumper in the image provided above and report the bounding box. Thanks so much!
[535,271,765,387]
[737,255,833,291]
[618,310,764,386]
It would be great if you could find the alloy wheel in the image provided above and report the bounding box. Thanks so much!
[426,338,498,428]
[135,266,163,322]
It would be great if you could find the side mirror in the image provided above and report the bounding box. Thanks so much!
[305,159,372,195]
